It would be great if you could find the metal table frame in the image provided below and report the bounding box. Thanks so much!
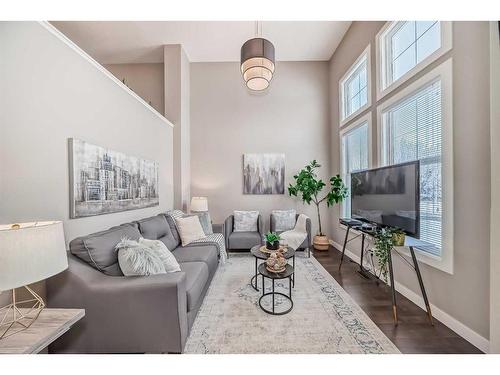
[338,220,434,326]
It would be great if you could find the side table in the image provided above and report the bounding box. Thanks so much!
[258,263,294,315]
[250,245,295,291]
[0,308,85,354]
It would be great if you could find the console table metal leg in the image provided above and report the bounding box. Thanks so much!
[272,279,275,314]
[292,255,295,288]
[409,246,434,325]
[289,275,292,299]
[253,257,258,291]
[360,233,365,272]
[387,249,398,325]
[339,225,350,270]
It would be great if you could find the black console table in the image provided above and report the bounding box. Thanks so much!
[339,218,434,326]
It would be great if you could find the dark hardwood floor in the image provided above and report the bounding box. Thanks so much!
[313,246,482,354]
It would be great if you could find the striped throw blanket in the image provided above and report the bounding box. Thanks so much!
[165,210,227,263]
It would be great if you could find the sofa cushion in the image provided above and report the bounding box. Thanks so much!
[179,261,209,312]
[175,216,206,246]
[164,212,182,248]
[233,210,259,232]
[69,223,141,276]
[271,210,296,232]
[228,231,261,249]
[172,245,218,276]
[137,215,178,251]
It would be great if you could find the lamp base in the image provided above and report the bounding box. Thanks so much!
[0,286,45,339]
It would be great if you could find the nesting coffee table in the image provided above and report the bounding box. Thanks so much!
[258,263,294,315]
[250,245,295,291]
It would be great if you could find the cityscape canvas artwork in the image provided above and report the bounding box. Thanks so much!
[69,138,159,218]
[243,153,285,194]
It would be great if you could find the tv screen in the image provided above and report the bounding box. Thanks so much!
[350,161,420,237]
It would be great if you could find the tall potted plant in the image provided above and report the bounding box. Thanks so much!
[288,160,348,250]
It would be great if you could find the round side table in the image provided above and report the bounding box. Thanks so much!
[250,245,295,291]
[258,263,294,315]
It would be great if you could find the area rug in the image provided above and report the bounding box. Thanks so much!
[184,253,400,354]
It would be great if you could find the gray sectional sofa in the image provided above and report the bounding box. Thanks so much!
[46,213,220,354]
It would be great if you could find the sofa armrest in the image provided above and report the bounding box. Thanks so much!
[224,215,234,248]
[258,214,264,236]
[305,217,312,247]
[47,255,188,353]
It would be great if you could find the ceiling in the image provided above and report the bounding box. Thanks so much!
[50,21,351,64]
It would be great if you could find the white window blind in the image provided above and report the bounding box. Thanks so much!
[382,21,441,88]
[341,122,369,218]
[382,79,442,256]
[341,55,368,120]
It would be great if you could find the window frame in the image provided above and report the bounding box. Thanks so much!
[339,112,373,218]
[339,45,372,127]
[377,58,454,274]
[376,21,452,101]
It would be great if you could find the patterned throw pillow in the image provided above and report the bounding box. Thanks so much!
[138,238,181,273]
[272,210,297,232]
[233,210,259,232]
[116,238,166,276]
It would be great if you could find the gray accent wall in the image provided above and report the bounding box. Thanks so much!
[329,21,491,345]
[0,22,174,305]
[190,61,332,235]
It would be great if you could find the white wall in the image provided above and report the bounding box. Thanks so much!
[490,21,500,353]
[329,21,491,351]
[0,22,174,304]
[105,63,165,115]
[190,61,332,235]
[165,45,191,211]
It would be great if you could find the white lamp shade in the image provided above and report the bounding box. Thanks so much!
[0,221,68,291]
[190,197,208,212]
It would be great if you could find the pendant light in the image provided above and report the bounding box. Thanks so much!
[240,21,275,91]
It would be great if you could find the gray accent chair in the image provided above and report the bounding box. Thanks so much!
[46,213,221,354]
[270,213,312,257]
[224,214,263,250]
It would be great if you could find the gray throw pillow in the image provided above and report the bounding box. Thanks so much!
[116,238,166,276]
[233,210,259,232]
[192,211,213,235]
[272,210,296,232]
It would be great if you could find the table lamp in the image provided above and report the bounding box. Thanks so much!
[0,221,68,339]
[190,197,208,212]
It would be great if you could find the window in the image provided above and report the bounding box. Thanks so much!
[340,114,371,218]
[339,46,371,125]
[377,21,452,99]
[378,59,453,273]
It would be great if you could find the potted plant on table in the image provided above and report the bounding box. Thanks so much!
[264,231,281,250]
[373,227,395,283]
[288,160,348,251]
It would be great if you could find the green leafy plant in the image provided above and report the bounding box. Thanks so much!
[288,160,348,236]
[373,228,395,283]
[264,232,281,243]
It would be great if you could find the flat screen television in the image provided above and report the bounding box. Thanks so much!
[350,161,420,237]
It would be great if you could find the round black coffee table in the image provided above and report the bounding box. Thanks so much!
[250,245,295,291]
[258,263,294,315]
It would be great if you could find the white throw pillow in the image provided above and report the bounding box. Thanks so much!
[272,210,296,231]
[138,238,181,273]
[233,210,259,232]
[116,238,166,276]
[175,215,206,246]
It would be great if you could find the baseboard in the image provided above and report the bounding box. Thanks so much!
[329,239,490,353]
